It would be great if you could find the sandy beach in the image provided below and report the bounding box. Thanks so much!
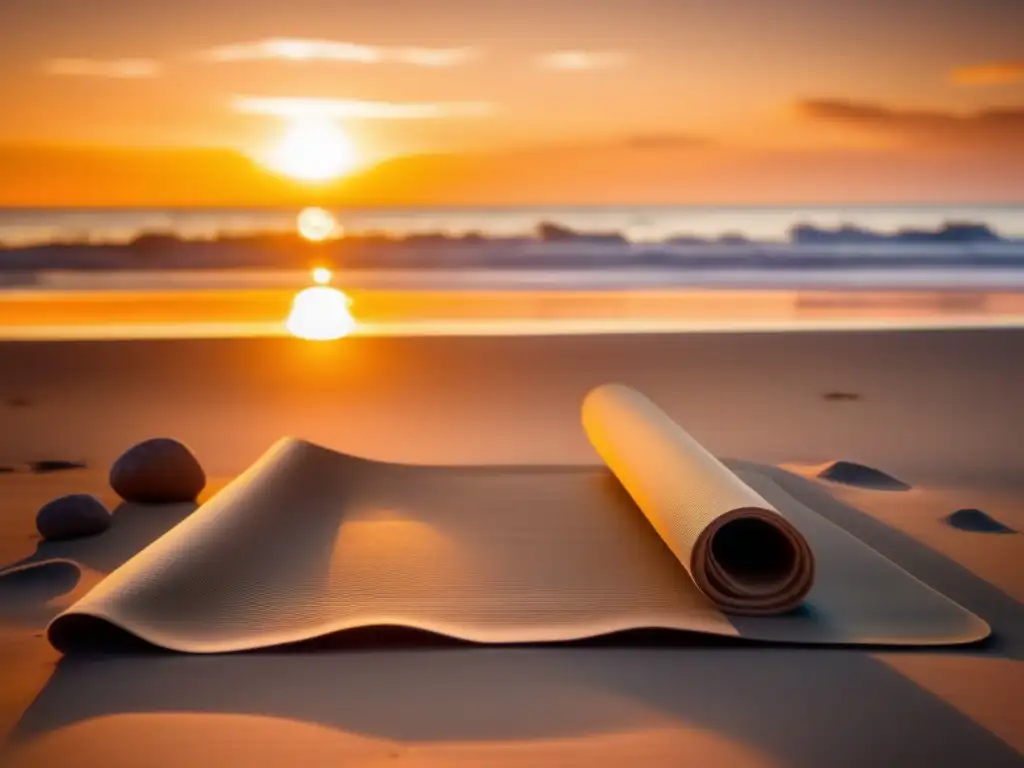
[1,323,1023,765]
[5,0,1024,757]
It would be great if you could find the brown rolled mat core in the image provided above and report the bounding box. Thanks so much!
[692,508,815,615]
[581,383,817,616]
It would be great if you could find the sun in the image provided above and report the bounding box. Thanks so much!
[264,119,358,183]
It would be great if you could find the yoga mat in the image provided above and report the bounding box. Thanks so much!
[583,385,815,614]
[48,385,988,653]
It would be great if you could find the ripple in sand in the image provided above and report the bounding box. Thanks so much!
[944,509,1017,535]
[816,461,910,491]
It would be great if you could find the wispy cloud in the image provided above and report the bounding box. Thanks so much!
[232,96,494,120]
[44,58,162,78]
[203,39,477,66]
[797,98,1024,149]
[951,60,1024,86]
[536,51,628,71]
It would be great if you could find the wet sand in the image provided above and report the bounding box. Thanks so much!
[1,326,1022,765]
[4,287,1024,340]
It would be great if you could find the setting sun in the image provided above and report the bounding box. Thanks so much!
[263,120,357,183]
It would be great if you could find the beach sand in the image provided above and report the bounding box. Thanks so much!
[1,327,1022,765]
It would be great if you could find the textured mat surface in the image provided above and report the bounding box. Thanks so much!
[48,387,988,653]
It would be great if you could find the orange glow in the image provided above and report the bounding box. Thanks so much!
[263,120,357,183]
[4,2,1024,206]
[297,207,338,242]
[286,286,355,340]
[7,288,1024,341]
[312,267,333,285]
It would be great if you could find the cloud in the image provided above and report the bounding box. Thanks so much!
[536,51,628,71]
[797,98,1024,149]
[951,60,1024,86]
[43,58,162,78]
[232,96,494,120]
[203,39,477,66]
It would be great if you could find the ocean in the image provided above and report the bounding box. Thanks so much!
[2,204,1023,247]
[3,204,1024,293]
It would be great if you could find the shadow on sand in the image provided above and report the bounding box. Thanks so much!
[10,644,1023,766]
[0,502,195,629]
[3,502,196,577]
[760,467,1024,660]
[0,560,81,625]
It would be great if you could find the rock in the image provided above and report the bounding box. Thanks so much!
[817,461,910,491]
[36,495,111,541]
[110,438,206,503]
[665,235,709,245]
[129,231,184,255]
[789,220,1003,245]
[537,221,578,242]
[536,221,627,244]
[944,509,1017,534]
[934,222,1001,243]
[789,223,880,244]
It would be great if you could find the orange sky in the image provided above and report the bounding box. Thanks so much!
[1,0,1022,205]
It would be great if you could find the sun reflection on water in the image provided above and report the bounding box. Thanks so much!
[286,273,355,340]
[297,207,338,242]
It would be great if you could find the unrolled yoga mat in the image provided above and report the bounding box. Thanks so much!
[48,384,988,653]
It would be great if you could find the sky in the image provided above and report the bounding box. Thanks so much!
[0,0,1022,206]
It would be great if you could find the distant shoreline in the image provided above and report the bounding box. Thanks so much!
[3,221,1024,276]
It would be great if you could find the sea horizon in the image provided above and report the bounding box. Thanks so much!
[2,203,1023,249]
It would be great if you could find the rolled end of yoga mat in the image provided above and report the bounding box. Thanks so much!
[582,383,815,615]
